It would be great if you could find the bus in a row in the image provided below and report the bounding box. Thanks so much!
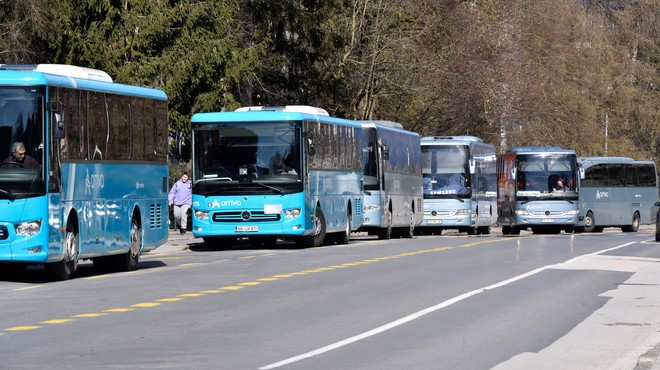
[0,64,169,280]
[576,157,658,232]
[417,136,497,235]
[189,106,425,247]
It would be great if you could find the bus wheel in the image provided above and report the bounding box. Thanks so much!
[45,225,79,281]
[584,211,596,233]
[479,225,491,235]
[502,225,511,235]
[510,226,521,235]
[467,227,477,236]
[297,207,326,248]
[378,211,393,240]
[401,211,415,239]
[115,217,141,272]
[336,211,352,245]
[622,212,640,233]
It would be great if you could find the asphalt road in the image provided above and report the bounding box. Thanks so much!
[1,227,660,369]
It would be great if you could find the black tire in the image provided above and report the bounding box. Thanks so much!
[401,211,415,239]
[584,211,596,232]
[656,233,660,242]
[336,211,351,245]
[510,226,521,235]
[377,210,393,240]
[622,213,640,233]
[113,217,141,271]
[45,224,79,281]
[479,225,491,235]
[296,207,326,248]
[502,225,511,235]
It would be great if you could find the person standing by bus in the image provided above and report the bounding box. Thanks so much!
[169,172,192,234]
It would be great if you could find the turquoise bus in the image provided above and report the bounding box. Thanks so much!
[0,64,169,280]
[417,136,497,235]
[358,121,423,239]
[577,157,658,232]
[190,106,364,248]
[497,146,579,234]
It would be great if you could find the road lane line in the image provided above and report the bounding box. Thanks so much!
[260,241,637,369]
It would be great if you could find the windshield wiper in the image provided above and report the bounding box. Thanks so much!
[0,188,16,200]
[251,181,286,195]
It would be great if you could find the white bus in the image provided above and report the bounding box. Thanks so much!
[418,136,497,235]
[577,157,658,232]
[358,121,423,239]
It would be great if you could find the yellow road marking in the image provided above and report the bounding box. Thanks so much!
[200,290,225,293]
[15,285,43,291]
[104,308,135,312]
[273,274,294,278]
[239,256,257,260]
[40,319,74,324]
[73,313,107,318]
[5,326,42,331]
[220,286,244,291]
[131,303,161,308]
[240,282,262,286]
[258,277,279,281]
[156,298,184,302]
[178,293,204,297]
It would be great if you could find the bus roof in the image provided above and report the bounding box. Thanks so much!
[191,108,362,128]
[360,120,404,130]
[579,157,656,166]
[505,146,576,155]
[420,136,493,149]
[0,64,167,100]
[235,105,329,116]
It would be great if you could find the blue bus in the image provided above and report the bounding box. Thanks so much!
[417,136,497,235]
[497,146,579,234]
[190,106,364,248]
[0,64,169,280]
[358,121,423,239]
[577,157,658,232]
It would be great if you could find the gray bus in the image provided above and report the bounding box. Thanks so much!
[577,157,658,232]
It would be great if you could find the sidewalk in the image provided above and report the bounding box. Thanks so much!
[145,229,196,255]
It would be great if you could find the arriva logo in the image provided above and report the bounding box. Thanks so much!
[596,190,609,199]
[207,199,243,208]
[85,169,104,195]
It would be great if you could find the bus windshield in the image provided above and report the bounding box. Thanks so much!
[0,86,45,199]
[422,145,470,199]
[516,153,577,200]
[193,121,303,195]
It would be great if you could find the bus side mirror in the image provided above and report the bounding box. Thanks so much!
[579,166,585,180]
[307,138,315,156]
[469,159,476,174]
[378,138,389,160]
[49,101,65,139]
[510,167,516,179]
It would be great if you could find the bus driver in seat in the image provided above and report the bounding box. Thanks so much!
[271,152,297,175]
[2,142,39,168]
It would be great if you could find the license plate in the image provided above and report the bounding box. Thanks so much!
[428,220,442,225]
[541,218,554,223]
[235,226,258,232]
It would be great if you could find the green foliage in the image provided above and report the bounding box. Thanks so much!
[1,0,658,165]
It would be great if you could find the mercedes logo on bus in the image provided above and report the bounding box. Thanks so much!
[241,211,251,221]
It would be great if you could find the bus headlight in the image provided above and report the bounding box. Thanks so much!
[15,220,42,236]
[455,209,471,215]
[364,204,380,212]
[284,208,301,219]
[195,210,209,220]
[566,209,579,215]
[515,209,528,215]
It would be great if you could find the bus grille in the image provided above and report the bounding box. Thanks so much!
[0,225,7,240]
[149,203,163,229]
[212,211,281,223]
